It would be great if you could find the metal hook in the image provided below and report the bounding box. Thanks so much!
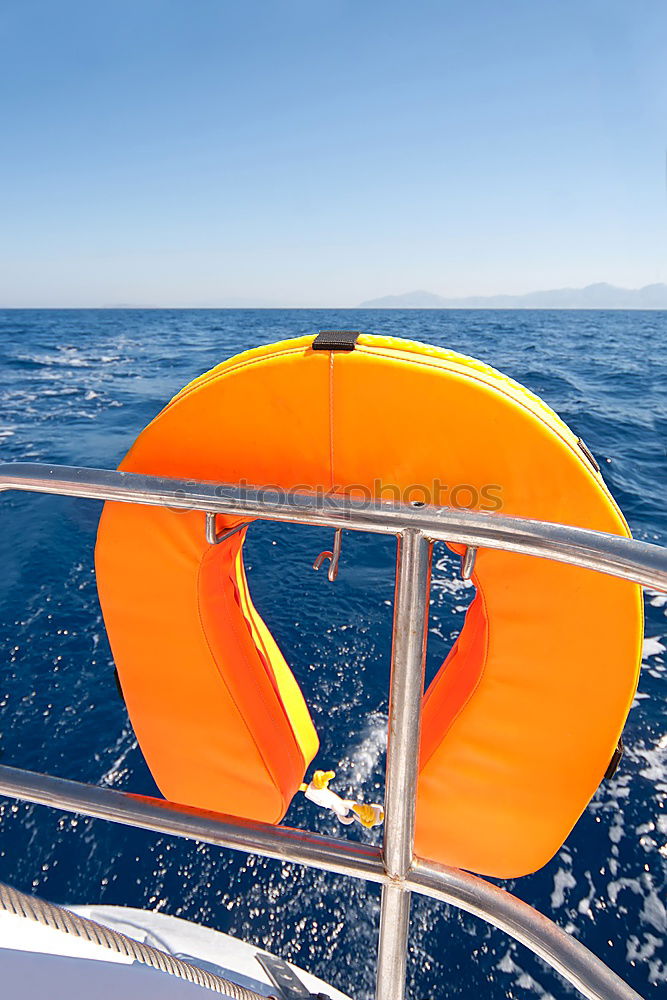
[206,513,246,546]
[461,546,477,580]
[313,528,343,582]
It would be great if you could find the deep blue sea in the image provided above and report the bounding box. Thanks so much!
[0,309,665,999]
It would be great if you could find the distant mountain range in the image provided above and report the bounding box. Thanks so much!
[358,283,667,309]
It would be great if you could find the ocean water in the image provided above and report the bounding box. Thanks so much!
[0,308,665,999]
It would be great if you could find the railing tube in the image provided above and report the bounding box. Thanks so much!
[0,767,645,1000]
[1,464,666,591]
[376,529,432,1000]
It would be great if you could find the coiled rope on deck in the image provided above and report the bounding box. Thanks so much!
[0,881,267,999]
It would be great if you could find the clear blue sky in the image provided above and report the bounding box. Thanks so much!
[1,0,666,306]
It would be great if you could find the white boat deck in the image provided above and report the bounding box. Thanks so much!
[0,904,352,1000]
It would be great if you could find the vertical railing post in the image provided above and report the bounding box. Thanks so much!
[376,529,432,1000]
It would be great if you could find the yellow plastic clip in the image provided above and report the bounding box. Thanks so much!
[299,770,384,829]
[299,769,335,793]
[352,802,385,829]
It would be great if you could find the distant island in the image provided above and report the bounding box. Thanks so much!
[358,283,667,309]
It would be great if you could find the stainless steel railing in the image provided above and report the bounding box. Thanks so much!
[1,462,665,1000]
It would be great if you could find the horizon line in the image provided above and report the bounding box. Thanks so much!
[1,304,667,312]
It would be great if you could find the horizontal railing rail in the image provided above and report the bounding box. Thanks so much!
[0,765,642,1000]
[1,463,666,590]
[0,461,659,1000]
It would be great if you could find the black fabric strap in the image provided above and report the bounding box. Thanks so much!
[577,437,601,473]
[604,736,624,780]
[312,330,360,351]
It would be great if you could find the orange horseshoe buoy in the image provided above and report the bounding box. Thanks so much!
[95,333,642,877]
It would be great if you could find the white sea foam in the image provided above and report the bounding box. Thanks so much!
[550,865,576,908]
[626,933,666,985]
[431,550,475,598]
[336,710,387,789]
[18,351,92,368]
[632,738,667,789]
[641,888,667,934]
[99,725,138,788]
[647,589,667,609]
[496,946,556,998]
[643,636,666,659]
